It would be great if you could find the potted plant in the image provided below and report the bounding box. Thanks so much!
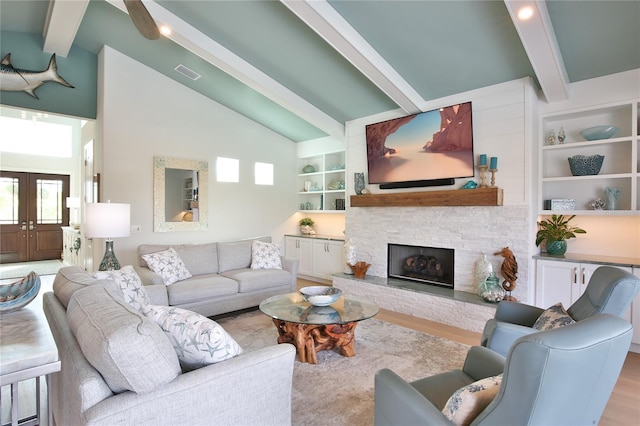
[535,214,586,256]
[299,217,314,235]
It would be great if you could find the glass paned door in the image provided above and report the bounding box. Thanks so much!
[0,171,69,263]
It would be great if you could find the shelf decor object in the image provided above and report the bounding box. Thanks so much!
[568,154,604,176]
[354,172,365,195]
[605,187,619,210]
[579,125,619,141]
[85,202,131,271]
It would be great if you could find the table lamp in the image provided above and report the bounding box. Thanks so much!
[66,196,81,229]
[85,202,130,271]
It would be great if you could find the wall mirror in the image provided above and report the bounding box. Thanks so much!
[154,156,208,232]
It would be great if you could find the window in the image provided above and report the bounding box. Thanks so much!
[0,114,72,157]
[216,157,239,183]
[255,162,274,185]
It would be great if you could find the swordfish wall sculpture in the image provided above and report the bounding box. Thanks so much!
[0,53,74,99]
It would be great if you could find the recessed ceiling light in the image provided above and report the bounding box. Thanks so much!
[160,26,172,36]
[518,6,534,20]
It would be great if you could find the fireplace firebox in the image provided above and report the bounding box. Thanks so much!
[387,244,454,288]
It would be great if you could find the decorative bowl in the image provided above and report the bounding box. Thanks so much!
[299,286,342,306]
[0,271,41,313]
[580,125,619,141]
[568,155,604,176]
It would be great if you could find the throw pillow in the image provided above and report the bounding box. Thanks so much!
[532,302,576,331]
[250,240,282,270]
[442,374,503,426]
[142,305,243,370]
[141,247,192,285]
[93,265,150,311]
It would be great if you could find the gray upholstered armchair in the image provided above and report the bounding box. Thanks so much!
[481,265,640,356]
[375,314,633,426]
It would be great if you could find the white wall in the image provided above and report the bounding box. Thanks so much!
[96,46,299,268]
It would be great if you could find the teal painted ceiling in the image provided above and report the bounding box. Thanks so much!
[1,0,638,142]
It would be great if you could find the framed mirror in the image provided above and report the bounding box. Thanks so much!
[153,156,208,232]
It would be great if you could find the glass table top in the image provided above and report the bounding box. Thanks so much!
[259,292,379,325]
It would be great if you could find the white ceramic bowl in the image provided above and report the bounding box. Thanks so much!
[299,286,342,306]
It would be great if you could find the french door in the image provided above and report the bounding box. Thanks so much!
[0,171,69,263]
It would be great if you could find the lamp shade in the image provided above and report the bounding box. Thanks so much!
[85,203,131,239]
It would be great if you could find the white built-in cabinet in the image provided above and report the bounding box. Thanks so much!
[297,150,346,212]
[536,257,640,352]
[539,100,639,215]
[285,235,344,281]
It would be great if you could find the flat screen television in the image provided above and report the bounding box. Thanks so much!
[365,101,474,188]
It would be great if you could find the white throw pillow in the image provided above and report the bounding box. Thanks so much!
[93,265,150,311]
[142,305,243,370]
[141,247,192,285]
[532,302,576,331]
[251,240,282,270]
[442,374,502,426]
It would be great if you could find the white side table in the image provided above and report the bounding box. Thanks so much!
[1,288,60,426]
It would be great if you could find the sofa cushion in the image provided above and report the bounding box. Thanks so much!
[93,265,150,311]
[220,268,292,293]
[442,374,502,426]
[166,274,239,306]
[533,302,576,331]
[218,236,271,273]
[142,305,243,370]
[53,266,120,309]
[251,240,282,270]
[67,285,181,394]
[174,243,219,275]
[142,247,192,285]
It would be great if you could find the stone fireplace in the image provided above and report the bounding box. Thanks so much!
[387,244,454,289]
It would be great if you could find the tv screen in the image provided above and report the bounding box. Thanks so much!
[365,101,474,186]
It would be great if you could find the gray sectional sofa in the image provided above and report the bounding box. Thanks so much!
[43,266,296,426]
[136,236,299,317]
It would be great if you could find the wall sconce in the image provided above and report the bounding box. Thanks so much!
[85,202,130,271]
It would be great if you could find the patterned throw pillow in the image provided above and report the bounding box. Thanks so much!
[442,374,503,426]
[532,302,576,331]
[250,240,282,270]
[141,247,192,285]
[142,305,243,370]
[93,265,150,311]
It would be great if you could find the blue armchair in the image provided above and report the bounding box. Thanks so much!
[375,314,632,425]
[481,265,640,356]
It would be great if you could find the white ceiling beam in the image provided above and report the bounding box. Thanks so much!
[281,0,424,115]
[504,0,569,103]
[105,0,344,140]
[42,0,90,57]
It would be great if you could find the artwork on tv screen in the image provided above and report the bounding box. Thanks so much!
[365,101,474,185]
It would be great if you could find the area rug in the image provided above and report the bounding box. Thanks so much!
[0,260,63,280]
[217,310,470,426]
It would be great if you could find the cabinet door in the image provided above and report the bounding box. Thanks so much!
[630,268,640,346]
[536,260,581,308]
[285,237,313,276]
[312,240,344,280]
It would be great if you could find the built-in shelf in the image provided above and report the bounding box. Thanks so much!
[349,187,503,207]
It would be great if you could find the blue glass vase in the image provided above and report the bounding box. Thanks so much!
[546,239,567,256]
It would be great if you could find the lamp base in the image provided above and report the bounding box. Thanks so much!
[98,240,121,271]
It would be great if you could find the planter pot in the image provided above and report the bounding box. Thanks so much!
[300,225,313,235]
[546,239,567,256]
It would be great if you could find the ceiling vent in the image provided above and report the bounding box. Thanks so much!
[174,64,201,81]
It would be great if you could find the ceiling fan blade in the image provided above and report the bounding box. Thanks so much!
[123,0,160,40]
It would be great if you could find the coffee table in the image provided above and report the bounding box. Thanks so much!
[259,292,379,364]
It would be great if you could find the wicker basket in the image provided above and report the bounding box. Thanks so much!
[568,155,604,176]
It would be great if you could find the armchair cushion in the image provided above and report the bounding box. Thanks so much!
[532,302,576,331]
[442,374,503,426]
[142,247,192,285]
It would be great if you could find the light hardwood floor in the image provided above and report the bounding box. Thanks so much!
[300,279,640,425]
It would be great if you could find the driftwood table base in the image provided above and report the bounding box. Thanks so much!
[272,319,358,364]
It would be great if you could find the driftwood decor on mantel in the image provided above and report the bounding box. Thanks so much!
[350,187,503,207]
